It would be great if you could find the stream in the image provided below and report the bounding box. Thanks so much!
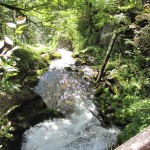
[21,49,118,150]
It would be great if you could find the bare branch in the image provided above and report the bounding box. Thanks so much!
[96,32,118,83]
[0,2,27,11]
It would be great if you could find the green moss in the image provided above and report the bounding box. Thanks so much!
[14,48,38,72]
[13,47,61,87]
[41,52,61,63]
[52,52,61,59]
[25,76,39,87]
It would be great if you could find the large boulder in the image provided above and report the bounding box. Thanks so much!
[0,88,64,150]
[0,88,39,115]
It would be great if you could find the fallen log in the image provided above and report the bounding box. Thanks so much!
[96,32,118,83]
[115,126,150,150]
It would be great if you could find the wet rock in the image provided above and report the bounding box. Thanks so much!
[72,68,80,72]
[28,108,64,126]
[0,88,39,115]
[81,66,94,78]
[72,52,80,58]
[64,66,72,71]
[75,58,82,66]
[0,88,64,150]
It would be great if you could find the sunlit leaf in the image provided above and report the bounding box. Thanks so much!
[15,25,27,35]
[9,127,15,131]
[0,40,4,49]
[5,66,18,72]
[6,23,17,28]
[6,122,11,128]
[3,46,19,59]
[16,16,26,25]
[2,105,20,117]
[4,36,13,45]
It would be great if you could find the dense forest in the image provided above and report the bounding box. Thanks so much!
[0,0,150,149]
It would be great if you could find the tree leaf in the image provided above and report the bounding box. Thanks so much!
[16,16,26,25]
[15,25,27,35]
[0,40,4,49]
[3,46,19,59]
[4,36,13,45]
[6,23,17,28]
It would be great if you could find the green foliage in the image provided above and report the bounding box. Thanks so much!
[0,105,19,149]
[48,9,81,50]
[15,25,27,35]
[0,0,149,147]
[0,10,28,92]
[96,16,150,142]
[0,57,20,92]
[97,53,150,143]
[0,117,15,139]
[118,98,150,143]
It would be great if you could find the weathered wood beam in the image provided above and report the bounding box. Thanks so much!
[115,126,150,150]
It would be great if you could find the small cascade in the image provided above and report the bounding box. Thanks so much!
[21,49,118,150]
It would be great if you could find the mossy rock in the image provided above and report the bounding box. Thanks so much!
[72,52,80,58]
[75,58,87,66]
[0,88,40,115]
[40,52,61,64]
[75,58,82,66]
[1,88,64,150]
[13,49,61,87]
[40,53,52,64]
[72,51,87,59]
[14,48,38,69]
[52,52,62,59]
[25,76,39,87]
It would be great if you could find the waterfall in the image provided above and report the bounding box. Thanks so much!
[21,49,118,150]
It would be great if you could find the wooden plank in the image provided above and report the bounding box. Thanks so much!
[115,126,150,150]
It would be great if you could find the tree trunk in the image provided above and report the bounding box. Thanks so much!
[115,126,150,150]
[96,32,118,83]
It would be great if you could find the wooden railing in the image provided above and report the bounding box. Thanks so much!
[115,126,150,150]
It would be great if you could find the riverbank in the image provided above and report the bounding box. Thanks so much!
[0,45,63,149]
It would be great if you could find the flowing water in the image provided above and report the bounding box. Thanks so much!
[21,49,118,150]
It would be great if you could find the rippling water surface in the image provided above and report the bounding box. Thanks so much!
[21,49,118,150]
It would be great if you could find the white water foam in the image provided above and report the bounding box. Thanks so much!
[49,48,75,70]
[22,91,118,150]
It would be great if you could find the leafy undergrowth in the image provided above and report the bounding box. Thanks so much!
[73,39,150,144]
[0,44,61,148]
[78,6,150,144]
[95,57,150,144]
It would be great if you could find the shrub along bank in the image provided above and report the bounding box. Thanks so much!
[0,44,62,149]
[69,1,150,144]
